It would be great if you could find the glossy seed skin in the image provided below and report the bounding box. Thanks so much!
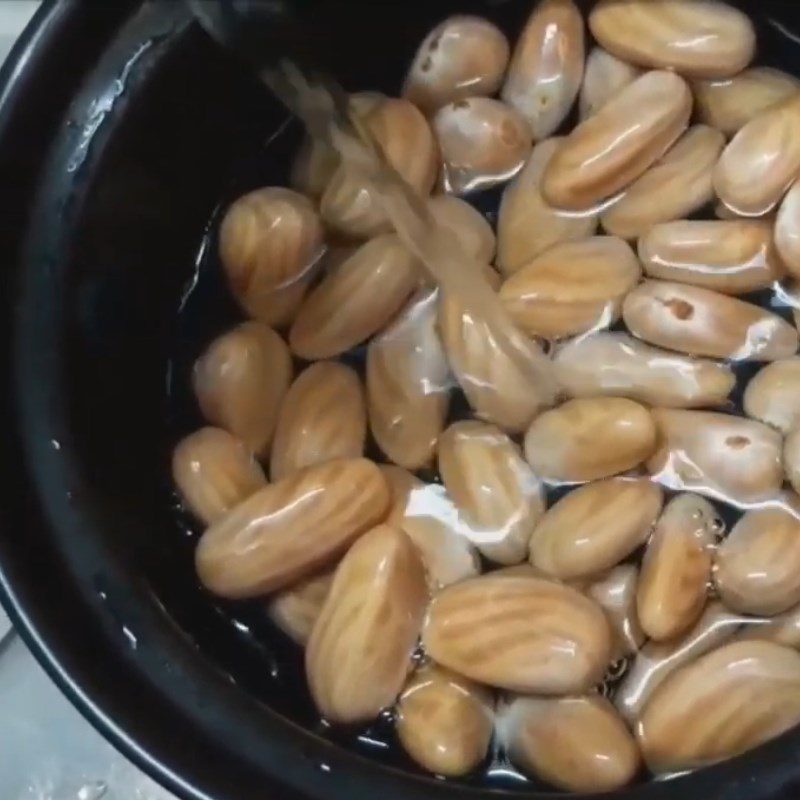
[434,97,533,194]
[524,398,657,483]
[500,695,641,793]
[438,274,552,434]
[422,575,612,694]
[623,281,799,362]
[589,0,756,79]
[396,664,494,777]
[219,187,324,327]
[744,357,800,434]
[195,458,390,599]
[714,94,800,218]
[380,465,481,590]
[637,641,800,774]
[367,290,450,470]
[438,421,545,565]
[291,136,338,200]
[602,126,725,239]
[616,601,746,722]
[647,409,784,505]
[496,138,598,276]
[554,332,735,409]
[270,361,367,481]
[429,195,495,263]
[267,570,334,645]
[776,179,800,279]
[694,67,800,136]
[499,236,641,339]
[637,494,718,642]
[321,98,438,238]
[542,70,692,211]
[289,234,419,360]
[579,46,641,119]
[501,0,585,139]
[193,321,293,460]
[587,565,646,659]
[403,16,510,115]
[172,427,266,526]
[638,220,785,295]
[530,478,662,580]
[715,499,800,616]
[785,428,800,496]
[306,525,428,724]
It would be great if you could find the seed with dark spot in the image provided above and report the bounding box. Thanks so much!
[421,56,433,72]
[662,298,694,320]
[725,436,750,449]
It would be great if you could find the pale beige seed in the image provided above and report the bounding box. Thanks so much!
[579,46,642,120]
[735,602,800,649]
[438,273,553,433]
[542,70,692,211]
[499,695,640,793]
[530,478,662,580]
[695,67,800,136]
[501,0,584,139]
[647,409,784,506]
[193,321,293,459]
[321,98,438,238]
[396,663,494,777]
[367,289,450,470]
[637,641,800,774]
[434,97,533,195]
[194,458,390,599]
[438,421,545,566]
[553,332,735,409]
[524,398,657,483]
[744,357,800,434]
[306,525,428,724]
[776,179,800,279]
[270,362,366,481]
[172,427,266,526]
[290,136,338,200]
[496,138,598,276]
[403,15,510,115]
[602,126,725,239]
[499,236,641,339]
[378,465,480,589]
[785,428,800,496]
[587,565,646,660]
[714,94,800,218]
[638,220,785,295]
[616,601,748,722]
[219,187,324,327]
[422,575,612,694]
[267,569,334,645]
[289,234,419,360]
[589,0,756,79]
[637,494,718,642]
[715,201,775,221]
[623,281,799,361]
[716,498,800,616]
[428,195,495,263]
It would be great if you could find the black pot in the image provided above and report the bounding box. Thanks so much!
[2,2,800,799]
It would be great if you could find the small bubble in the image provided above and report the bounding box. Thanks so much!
[78,781,108,800]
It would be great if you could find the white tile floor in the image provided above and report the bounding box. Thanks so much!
[0,5,178,799]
